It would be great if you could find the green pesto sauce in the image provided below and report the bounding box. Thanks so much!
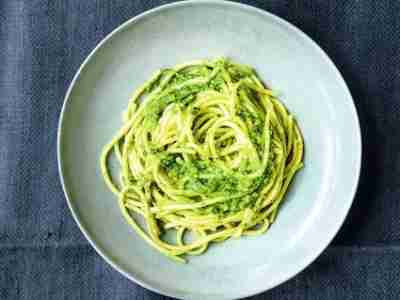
[160,153,271,215]
[144,61,254,122]
[142,59,271,216]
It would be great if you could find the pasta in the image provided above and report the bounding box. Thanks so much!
[100,58,304,262]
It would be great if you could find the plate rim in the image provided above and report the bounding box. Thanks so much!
[57,0,362,299]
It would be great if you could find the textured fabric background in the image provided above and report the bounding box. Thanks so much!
[0,0,399,299]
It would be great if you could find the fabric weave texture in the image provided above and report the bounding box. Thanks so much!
[0,1,399,299]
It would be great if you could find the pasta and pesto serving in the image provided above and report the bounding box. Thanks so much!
[100,58,304,262]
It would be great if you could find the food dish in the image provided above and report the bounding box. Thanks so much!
[58,1,361,299]
[100,58,304,262]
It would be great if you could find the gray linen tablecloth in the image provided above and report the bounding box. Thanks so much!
[1,0,400,299]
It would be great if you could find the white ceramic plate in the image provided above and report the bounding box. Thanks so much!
[58,1,361,299]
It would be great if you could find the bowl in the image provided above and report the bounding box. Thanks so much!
[58,1,361,299]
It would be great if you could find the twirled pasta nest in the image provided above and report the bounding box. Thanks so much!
[101,58,304,262]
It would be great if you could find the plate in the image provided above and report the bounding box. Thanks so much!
[58,1,361,299]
